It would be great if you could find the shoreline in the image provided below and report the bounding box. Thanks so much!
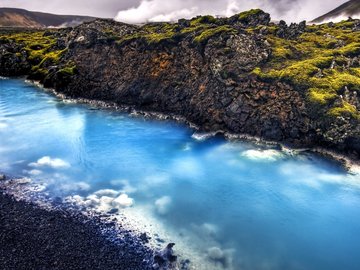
[0,190,154,270]
[0,175,184,270]
[24,77,360,171]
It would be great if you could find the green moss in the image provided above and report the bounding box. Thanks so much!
[144,31,177,44]
[116,23,180,45]
[58,65,77,76]
[237,9,263,21]
[254,19,360,118]
[190,15,217,26]
[308,88,337,104]
[2,31,61,66]
[328,101,360,118]
[180,25,206,35]
[193,25,237,44]
[30,66,49,78]
[36,49,68,67]
[336,43,360,57]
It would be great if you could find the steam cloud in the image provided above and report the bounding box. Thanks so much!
[115,0,346,24]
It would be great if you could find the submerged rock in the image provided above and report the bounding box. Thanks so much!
[153,243,178,270]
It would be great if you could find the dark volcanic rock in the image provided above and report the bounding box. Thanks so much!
[0,39,30,76]
[276,20,307,39]
[228,9,271,28]
[153,243,178,270]
[0,192,153,270]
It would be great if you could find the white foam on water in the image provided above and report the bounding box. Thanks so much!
[29,156,70,169]
[182,142,192,151]
[94,189,119,197]
[66,190,134,213]
[27,169,43,176]
[60,181,91,192]
[172,157,204,178]
[138,173,171,192]
[241,149,284,162]
[110,179,137,193]
[113,194,134,208]
[279,162,360,189]
[155,196,172,215]
[191,223,218,238]
[0,122,8,129]
[191,132,216,141]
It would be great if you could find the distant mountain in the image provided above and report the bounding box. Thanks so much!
[312,0,360,23]
[0,8,97,28]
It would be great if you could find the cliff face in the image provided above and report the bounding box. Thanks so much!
[1,10,360,159]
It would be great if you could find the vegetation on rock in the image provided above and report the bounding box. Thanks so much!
[253,20,360,119]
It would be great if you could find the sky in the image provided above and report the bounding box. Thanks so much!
[0,0,348,23]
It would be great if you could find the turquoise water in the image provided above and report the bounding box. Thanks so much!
[1,78,360,270]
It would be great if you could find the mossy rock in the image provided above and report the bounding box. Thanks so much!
[254,18,360,118]
[57,65,77,76]
[328,101,360,119]
[193,25,237,45]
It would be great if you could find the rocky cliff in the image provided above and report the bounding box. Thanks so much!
[1,9,360,160]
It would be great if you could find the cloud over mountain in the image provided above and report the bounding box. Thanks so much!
[115,0,346,24]
[1,0,348,23]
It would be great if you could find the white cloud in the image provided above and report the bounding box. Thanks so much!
[1,0,347,23]
[115,0,346,24]
[29,156,70,169]
[315,14,360,24]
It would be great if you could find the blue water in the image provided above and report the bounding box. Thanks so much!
[1,78,360,270]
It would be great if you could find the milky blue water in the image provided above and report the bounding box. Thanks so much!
[1,78,360,270]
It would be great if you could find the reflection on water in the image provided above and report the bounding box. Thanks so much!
[1,78,360,270]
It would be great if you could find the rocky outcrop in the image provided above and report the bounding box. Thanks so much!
[1,11,360,160]
[0,39,29,76]
[276,20,306,39]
